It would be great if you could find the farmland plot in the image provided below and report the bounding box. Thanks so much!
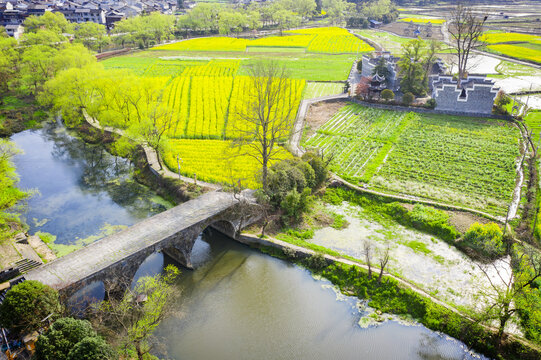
[303,104,412,181]
[374,116,520,216]
[304,104,521,215]
[163,139,292,189]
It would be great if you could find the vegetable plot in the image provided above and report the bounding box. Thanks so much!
[304,104,521,215]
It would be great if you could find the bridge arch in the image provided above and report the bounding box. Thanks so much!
[24,192,261,300]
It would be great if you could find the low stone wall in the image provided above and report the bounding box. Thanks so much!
[350,98,513,120]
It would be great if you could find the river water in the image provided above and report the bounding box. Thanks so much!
[10,122,490,360]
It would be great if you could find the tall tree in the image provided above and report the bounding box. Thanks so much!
[448,2,487,86]
[398,38,427,96]
[232,62,299,191]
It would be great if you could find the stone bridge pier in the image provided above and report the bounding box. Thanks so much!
[24,192,261,300]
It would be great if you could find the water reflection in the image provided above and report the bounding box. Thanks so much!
[11,121,172,244]
[150,230,490,360]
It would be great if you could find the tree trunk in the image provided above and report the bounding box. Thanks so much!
[135,341,144,360]
[262,156,268,191]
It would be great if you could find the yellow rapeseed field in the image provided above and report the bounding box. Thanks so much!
[163,139,292,188]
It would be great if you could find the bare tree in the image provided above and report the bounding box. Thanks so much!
[363,239,374,278]
[475,245,541,346]
[448,3,487,86]
[377,243,391,283]
[232,61,299,191]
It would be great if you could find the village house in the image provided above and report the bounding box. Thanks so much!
[361,51,401,91]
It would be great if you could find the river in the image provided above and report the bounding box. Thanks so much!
[10,121,490,360]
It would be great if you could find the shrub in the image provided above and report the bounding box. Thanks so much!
[356,59,362,72]
[462,222,506,259]
[425,98,436,109]
[402,92,415,106]
[35,317,114,360]
[302,151,328,187]
[305,253,328,270]
[494,90,512,114]
[281,188,313,223]
[0,281,62,334]
[381,89,394,102]
[406,205,460,242]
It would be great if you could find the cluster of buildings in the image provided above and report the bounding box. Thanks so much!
[359,51,499,115]
[1,0,178,38]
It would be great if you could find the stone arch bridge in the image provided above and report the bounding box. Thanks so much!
[24,192,260,298]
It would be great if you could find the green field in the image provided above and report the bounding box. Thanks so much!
[303,82,345,99]
[303,104,520,215]
[525,110,541,142]
[102,51,355,82]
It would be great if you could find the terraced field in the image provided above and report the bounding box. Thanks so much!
[303,104,521,215]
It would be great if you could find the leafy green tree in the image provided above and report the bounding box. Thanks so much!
[21,29,66,46]
[0,36,18,97]
[475,245,541,346]
[0,280,61,334]
[0,141,28,238]
[24,12,72,34]
[322,0,354,25]
[74,22,110,52]
[277,0,316,20]
[273,9,301,35]
[281,187,312,223]
[218,11,246,35]
[381,88,394,101]
[35,317,114,360]
[67,336,115,360]
[92,265,181,360]
[398,38,426,96]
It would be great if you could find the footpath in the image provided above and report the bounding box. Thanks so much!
[82,110,221,190]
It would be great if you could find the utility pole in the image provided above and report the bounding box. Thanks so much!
[176,155,182,180]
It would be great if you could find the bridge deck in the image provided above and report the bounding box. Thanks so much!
[24,191,238,290]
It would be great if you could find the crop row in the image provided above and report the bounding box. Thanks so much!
[376,116,520,215]
[226,76,305,138]
[162,139,292,189]
[152,27,373,54]
[480,32,541,44]
[181,60,240,76]
[487,44,541,64]
[304,104,410,179]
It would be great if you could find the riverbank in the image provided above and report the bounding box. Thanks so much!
[234,230,541,360]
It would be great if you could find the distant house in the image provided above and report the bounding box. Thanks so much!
[105,9,124,29]
[369,19,382,28]
[431,75,499,115]
[4,23,23,38]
